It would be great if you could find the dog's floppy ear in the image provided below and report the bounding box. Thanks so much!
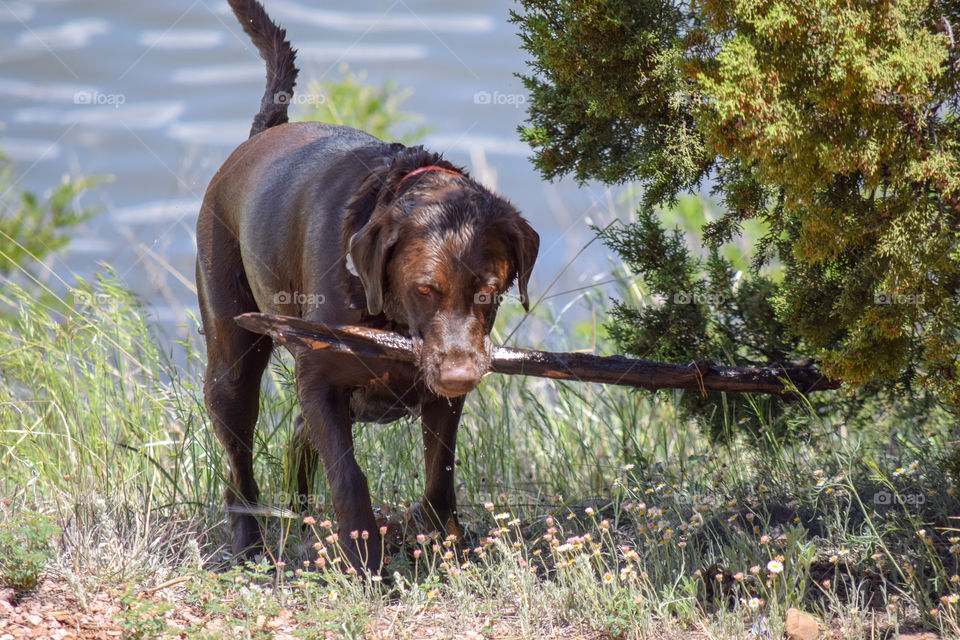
[508,218,540,312]
[349,214,397,315]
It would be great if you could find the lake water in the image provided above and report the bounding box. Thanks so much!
[0,0,626,345]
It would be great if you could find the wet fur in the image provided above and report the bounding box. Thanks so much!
[197,0,539,573]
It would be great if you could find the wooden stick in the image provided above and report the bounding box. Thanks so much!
[234,313,840,398]
[137,575,191,599]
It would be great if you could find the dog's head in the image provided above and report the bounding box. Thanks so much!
[347,150,539,398]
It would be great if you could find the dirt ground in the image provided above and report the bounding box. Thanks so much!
[0,581,122,640]
[0,578,947,639]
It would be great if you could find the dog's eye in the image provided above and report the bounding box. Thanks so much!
[416,285,432,297]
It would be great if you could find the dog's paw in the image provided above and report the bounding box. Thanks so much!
[231,515,265,559]
[402,502,465,541]
[371,504,408,553]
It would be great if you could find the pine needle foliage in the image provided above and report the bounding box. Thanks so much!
[513,0,960,425]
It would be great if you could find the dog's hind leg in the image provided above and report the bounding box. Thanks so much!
[197,208,273,557]
[286,413,319,513]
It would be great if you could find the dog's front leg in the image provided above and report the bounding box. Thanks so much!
[294,354,382,575]
[417,396,466,539]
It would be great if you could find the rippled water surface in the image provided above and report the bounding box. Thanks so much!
[1,0,622,342]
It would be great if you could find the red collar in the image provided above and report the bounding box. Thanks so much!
[395,165,461,192]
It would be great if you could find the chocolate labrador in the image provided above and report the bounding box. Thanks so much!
[196,0,539,573]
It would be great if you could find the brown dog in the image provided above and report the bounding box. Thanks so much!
[196,0,539,573]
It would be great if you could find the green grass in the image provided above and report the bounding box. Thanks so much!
[0,267,958,638]
[0,511,59,592]
[0,70,958,637]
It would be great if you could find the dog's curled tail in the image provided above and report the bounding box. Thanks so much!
[228,0,299,138]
